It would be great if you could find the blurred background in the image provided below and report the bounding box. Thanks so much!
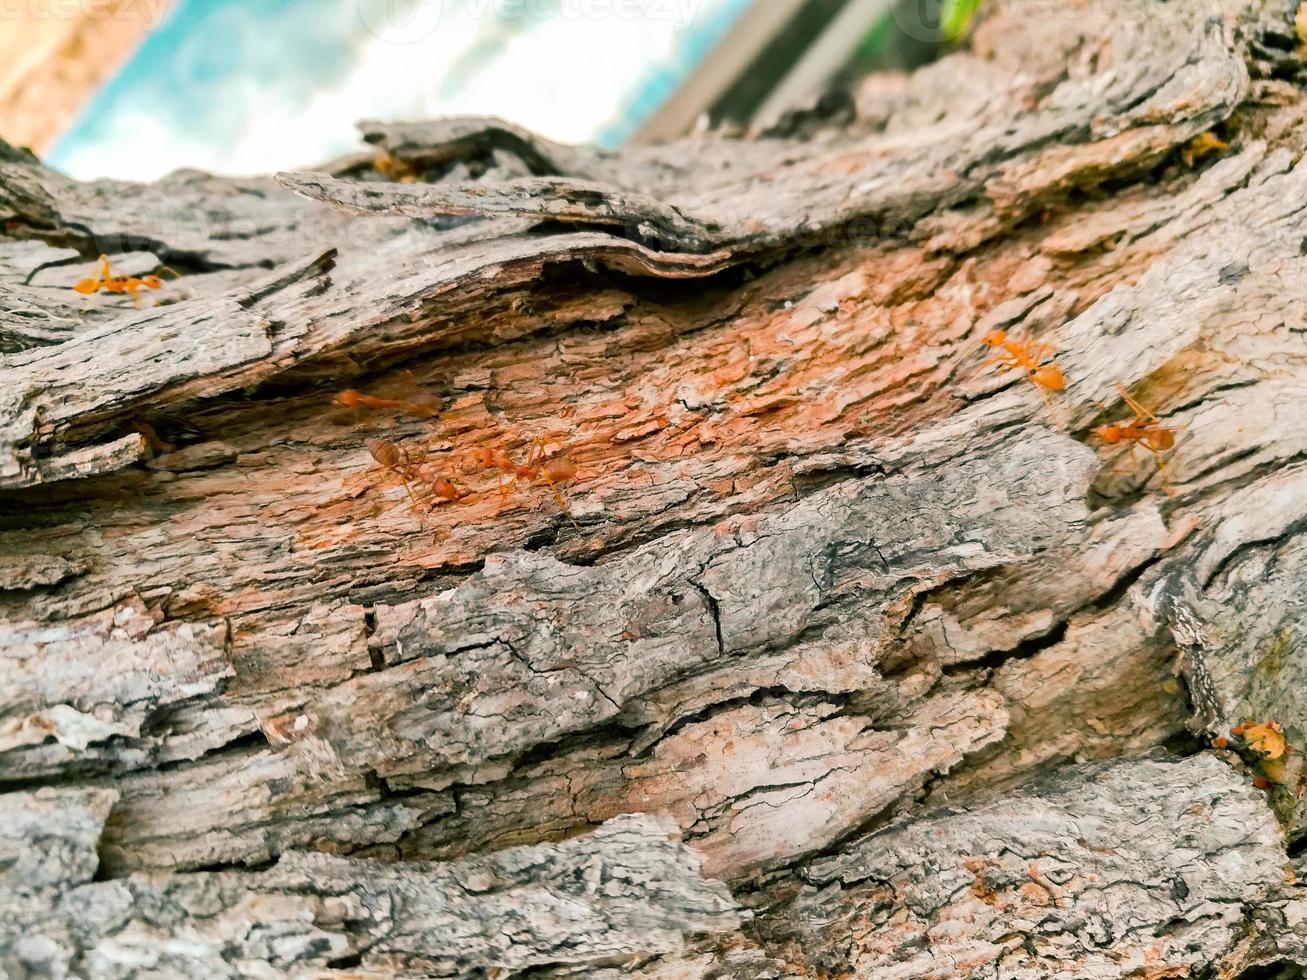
[0,0,977,182]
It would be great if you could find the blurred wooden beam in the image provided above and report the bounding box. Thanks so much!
[632,0,809,143]
[0,0,168,154]
[750,0,893,131]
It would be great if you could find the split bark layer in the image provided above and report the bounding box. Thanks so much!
[3,1,1307,976]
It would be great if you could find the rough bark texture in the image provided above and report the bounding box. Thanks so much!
[4,0,1307,976]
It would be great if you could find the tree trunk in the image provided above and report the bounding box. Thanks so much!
[4,1,1307,976]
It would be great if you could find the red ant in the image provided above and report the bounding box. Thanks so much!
[472,437,579,528]
[334,370,442,422]
[980,329,1067,402]
[374,152,420,183]
[367,439,464,520]
[74,254,175,301]
[1180,131,1228,169]
[368,439,424,513]
[336,388,442,419]
[1092,385,1180,479]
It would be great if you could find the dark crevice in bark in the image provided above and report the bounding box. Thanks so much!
[1086,548,1167,615]
[1161,728,1208,759]
[789,461,890,500]
[1179,452,1307,515]
[0,726,268,793]
[1202,516,1307,590]
[39,225,240,275]
[553,500,762,569]
[362,608,385,672]
[942,617,1072,678]
[151,728,270,772]
[156,855,279,877]
[0,766,106,795]
[323,952,365,970]
[1231,963,1307,980]
[686,577,727,661]
[634,688,855,761]
[504,719,636,774]
[523,524,562,552]
[345,559,487,609]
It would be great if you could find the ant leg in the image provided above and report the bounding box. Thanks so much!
[1114,446,1167,493]
[389,447,429,514]
[1117,385,1161,425]
[398,475,443,529]
[981,353,1017,370]
[498,468,519,501]
[500,438,546,501]
[1149,448,1176,496]
[1006,341,1034,368]
[368,458,421,515]
[1101,443,1139,478]
[526,437,551,471]
[404,481,430,515]
[538,473,579,530]
[391,467,424,513]
[494,465,522,516]
[1033,380,1055,411]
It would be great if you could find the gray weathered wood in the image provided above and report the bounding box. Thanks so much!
[1,805,739,978]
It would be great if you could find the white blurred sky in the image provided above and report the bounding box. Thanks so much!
[51,0,750,181]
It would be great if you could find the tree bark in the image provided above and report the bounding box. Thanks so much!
[4,0,1307,976]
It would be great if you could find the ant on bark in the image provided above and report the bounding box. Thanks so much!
[73,255,177,302]
[332,373,463,527]
[471,437,579,528]
[341,370,581,530]
[1091,384,1181,482]
[336,388,442,419]
[980,329,1067,403]
[374,152,419,183]
[368,439,464,519]
[334,371,442,423]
